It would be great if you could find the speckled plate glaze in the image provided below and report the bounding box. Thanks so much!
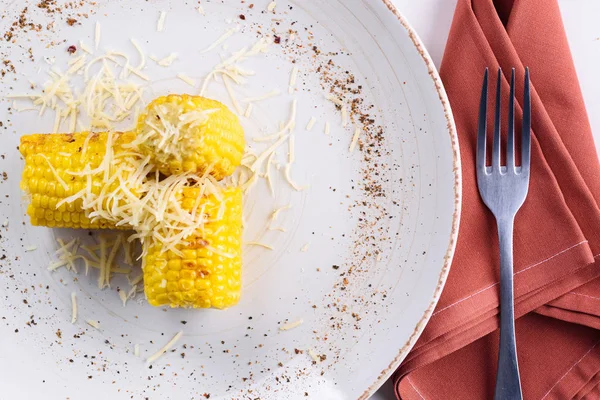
[0,1,459,399]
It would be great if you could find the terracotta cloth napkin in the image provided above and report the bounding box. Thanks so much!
[393,0,600,398]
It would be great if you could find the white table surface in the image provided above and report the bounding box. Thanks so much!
[372,0,600,398]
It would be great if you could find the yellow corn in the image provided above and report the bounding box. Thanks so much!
[19,131,135,229]
[143,188,242,309]
[136,94,245,180]
[19,95,245,229]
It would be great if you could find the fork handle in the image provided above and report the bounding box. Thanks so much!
[494,217,523,400]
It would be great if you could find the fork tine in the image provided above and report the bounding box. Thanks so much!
[492,68,502,170]
[507,69,515,170]
[477,68,489,173]
[522,67,531,172]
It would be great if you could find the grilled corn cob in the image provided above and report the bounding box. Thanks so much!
[19,95,245,229]
[135,94,245,180]
[19,131,135,229]
[143,188,243,309]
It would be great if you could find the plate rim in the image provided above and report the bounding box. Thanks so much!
[0,1,462,396]
[358,2,462,398]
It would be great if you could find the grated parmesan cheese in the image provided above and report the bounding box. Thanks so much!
[280,319,303,331]
[246,242,273,250]
[244,103,253,118]
[157,11,167,32]
[95,22,101,50]
[308,349,320,362]
[98,234,121,289]
[222,74,242,114]
[134,343,140,357]
[341,105,348,127]
[176,73,196,86]
[67,57,86,75]
[349,126,361,152]
[283,132,305,191]
[16,45,146,132]
[250,134,289,172]
[157,53,178,67]
[67,54,85,66]
[146,331,183,365]
[86,320,100,329]
[51,235,135,304]
[71,292,77,324]
[197,5,206,15]
[80,40,92,54]
[264,151,276,196]
[289,65,298,94]
[270,205,291,223]
[242,89,280,103]
[325,121,330,135]
[52,107,62,133]
[284,163,304,191]
[200,27,236,54]
[267,1,277,12]
[301,243,310,252]
[12,22,316,282]
[326,94,344,106]
[25,245,37,252]
[1,219,8,227]
[288,134,295,163]
[118,288,128,306]
[123,238,134,266]
[130,38,146,70]
[326,94,348,127]
[305,117,317,131]
[67,138,223,257]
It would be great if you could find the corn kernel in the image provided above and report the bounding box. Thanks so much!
[143,188,242,309]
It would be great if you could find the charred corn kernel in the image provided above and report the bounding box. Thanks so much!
[19,132,135,230]
[143,188,242,309]
[136,94,245,180]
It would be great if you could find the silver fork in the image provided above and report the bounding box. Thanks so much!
[477,67,531,400]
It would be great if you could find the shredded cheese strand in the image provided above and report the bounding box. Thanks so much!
[146,331,183,365]
[130,38,146,70]
[95,22,101,50]
[280,319,303,331]
[349,126,361,152]
[71,292,77,324]
[157,53,177,67]
[289,65,298,94]
[246,242,274,250]
[222,73,242,115]
[157,11,167,32]
[177,73,196,86]
[200,28,236,54]
[39,154,69,190]
[86,320,100,329]
[306,117,317,131]
[242,89,280,103]
[244,103,253,118]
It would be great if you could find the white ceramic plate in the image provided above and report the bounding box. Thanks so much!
[0,1,459,399]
